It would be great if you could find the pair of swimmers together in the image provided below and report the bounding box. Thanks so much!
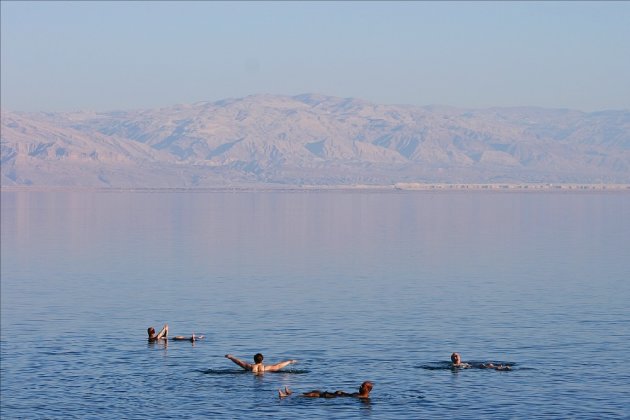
[148,324,370,398]
[224,352,509,399]
[450,352,512,371]
[147,324,205,343]
[224,353,373,399]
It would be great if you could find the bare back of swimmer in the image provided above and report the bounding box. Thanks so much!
[225,353,297,374]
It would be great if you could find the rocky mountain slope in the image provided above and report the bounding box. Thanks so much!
[2,94,629,187]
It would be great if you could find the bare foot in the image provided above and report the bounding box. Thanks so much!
[278,387,293,398]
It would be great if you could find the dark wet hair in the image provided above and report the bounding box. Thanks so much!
[254,353,264,364]
[148,327,155,336]
[451,353,459,363]
[360,381,373,392]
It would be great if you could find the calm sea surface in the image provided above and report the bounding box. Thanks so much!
[1,190,629,419]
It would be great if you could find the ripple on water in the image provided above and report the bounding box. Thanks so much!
[2,191,630,418]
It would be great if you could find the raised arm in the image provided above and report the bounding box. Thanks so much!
[156,324,169,339]
[225,354,252,371]
[265,359,297,372]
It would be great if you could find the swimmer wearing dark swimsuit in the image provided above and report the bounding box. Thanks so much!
[279,381,373,399]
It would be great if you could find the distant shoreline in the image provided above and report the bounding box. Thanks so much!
[2,183,629,193]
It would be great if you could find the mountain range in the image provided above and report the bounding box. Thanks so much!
[2,93,629,188]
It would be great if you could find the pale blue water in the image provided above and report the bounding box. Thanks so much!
[1,190,629,419]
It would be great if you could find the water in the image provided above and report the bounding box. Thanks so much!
[1,190,629,419]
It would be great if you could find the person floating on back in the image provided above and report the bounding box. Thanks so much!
[225,353,297,374]
[172,332,205,342]
[278,381,373,399]
[479,362,511,371]
[450,352,471,368]
[147,324,169,342]
[147,324,204,342]
[451,352,511,370]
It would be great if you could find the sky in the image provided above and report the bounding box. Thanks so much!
[1,1,629,112]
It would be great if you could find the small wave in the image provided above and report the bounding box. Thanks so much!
[270,369,310,374]
[418,362,452,371]
[199,368,310,375]
[41,350,84,357]
[199,369,250,375]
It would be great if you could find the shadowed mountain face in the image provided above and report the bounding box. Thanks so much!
[2,94,629,187]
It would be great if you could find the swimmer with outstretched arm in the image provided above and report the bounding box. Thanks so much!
[225,353,297,374]
[278,381,373,399]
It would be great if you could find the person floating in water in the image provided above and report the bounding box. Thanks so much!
[148,324,204,342]
[172,333,204,342]
[451,352,511,370]
[147,324,169,342]
[278,381,373,399]
[450,352,471,368]
[480,362,511,371]
[225,353,297,374]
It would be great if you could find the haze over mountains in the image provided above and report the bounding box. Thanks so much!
[2,94,629,188]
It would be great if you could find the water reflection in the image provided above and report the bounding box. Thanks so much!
[147,339,169,351]
[4,190,627,283]
[2,190,629,419]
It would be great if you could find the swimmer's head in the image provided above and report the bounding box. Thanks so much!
[359,381,373,394]
[148,327,155,337]
[451,353,461,364]
[254,353,264,364]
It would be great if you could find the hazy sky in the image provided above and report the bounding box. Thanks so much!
[2,1,629,112]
